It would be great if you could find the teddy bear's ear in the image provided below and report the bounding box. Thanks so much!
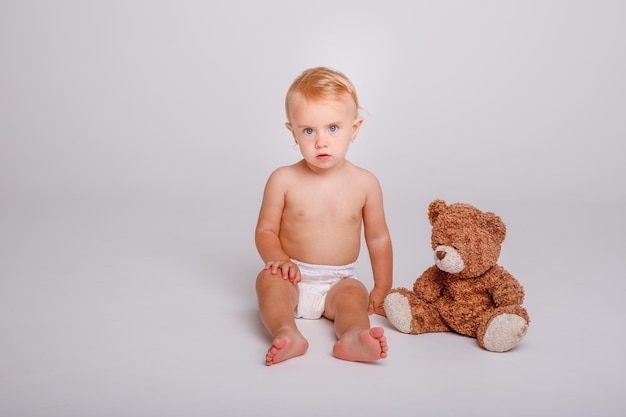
[483,212,506,244]
[428,199,448,225]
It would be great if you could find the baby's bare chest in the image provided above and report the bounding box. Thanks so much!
[284,186,365,225]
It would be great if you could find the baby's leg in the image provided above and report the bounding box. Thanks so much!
[324,279,388,362]
[256,269,308,365]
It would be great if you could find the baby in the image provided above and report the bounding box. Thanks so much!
[255,66,393,365]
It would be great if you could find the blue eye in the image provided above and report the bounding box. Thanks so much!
[329,125,337,133]
[304,128,313,135]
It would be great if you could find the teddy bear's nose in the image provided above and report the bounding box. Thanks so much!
[436,250,446,260]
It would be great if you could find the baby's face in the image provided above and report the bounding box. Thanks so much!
[286,94,362,172]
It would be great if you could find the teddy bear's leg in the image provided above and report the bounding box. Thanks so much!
[476,305,529,352]
[384,289,449,334]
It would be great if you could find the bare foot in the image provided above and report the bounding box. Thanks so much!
[265,329,308,366]
[332,327,388,362]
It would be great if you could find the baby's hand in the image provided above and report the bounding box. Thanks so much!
[265,260,301,285]
[367,287,388,317]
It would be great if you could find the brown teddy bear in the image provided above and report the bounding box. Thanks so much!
[384,199,529,352]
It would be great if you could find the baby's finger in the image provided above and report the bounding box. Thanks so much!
[270,263,280,274]
[288,266,297,280]
[277,262,289,279]
[289,269,301,285]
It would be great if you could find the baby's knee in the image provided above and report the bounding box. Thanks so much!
[256,268,273,286]
[256,268,290,289]
[335,279,368,299]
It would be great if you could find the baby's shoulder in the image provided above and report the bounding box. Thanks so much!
[346,162,380,184]
[269,163,299,179]
[265,163,302,188]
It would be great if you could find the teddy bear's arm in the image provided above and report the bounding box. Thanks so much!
[487,266,525,306]
[413,266,444,302]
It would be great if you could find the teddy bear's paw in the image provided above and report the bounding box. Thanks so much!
[383,292,413,333]
[482,313,528,352]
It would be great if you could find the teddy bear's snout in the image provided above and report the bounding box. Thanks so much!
[434,245,465,274]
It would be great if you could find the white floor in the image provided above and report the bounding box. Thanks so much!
[1,195,624,417]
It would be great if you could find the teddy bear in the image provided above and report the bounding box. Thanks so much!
[383,199,529,352]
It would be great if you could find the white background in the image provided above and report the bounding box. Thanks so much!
[1,1,624,416]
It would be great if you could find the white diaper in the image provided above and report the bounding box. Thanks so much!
[293,259,357,320]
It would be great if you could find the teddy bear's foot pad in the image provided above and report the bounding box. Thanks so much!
[383,293,412,334]
[482,313,528,352]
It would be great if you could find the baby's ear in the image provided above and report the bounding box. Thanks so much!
[351,117,363,140]
[285,122,296,140]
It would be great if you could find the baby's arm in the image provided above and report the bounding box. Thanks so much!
[255,169,301,284]
[362,173,393,316]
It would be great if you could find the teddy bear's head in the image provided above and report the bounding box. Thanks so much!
[428,199,506,279]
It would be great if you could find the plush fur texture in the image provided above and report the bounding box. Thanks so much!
[384,200,529,352]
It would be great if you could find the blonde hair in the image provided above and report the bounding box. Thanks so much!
[285,67,359,118]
